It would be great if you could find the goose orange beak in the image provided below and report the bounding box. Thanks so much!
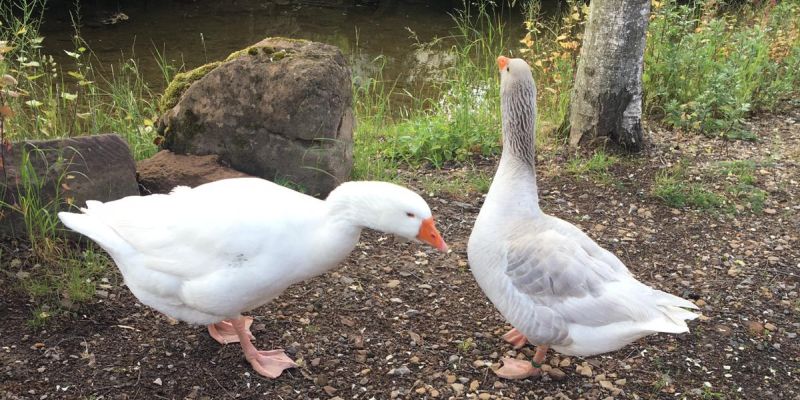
[497,56,510,71]
[416,217,448,252]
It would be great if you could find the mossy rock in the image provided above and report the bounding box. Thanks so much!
[155,37,354,197]
[159,61,222,112]
[159,37,310,112]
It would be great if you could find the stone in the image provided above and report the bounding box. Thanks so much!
[323,386,336,395]
[157,37,354,197]
[598,380,615,391]
[136,150,250,194]
[450,383,464,394]
[548,367,567,381]
[387,366,411,376]
[0,134,139,238]
[746,321,764,336]
[576,362,593,377]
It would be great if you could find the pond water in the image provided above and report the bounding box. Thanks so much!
[39,0,529,92]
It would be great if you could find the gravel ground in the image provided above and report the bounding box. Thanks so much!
[1,108,798,399]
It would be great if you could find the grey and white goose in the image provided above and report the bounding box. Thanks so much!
[467,56,698,379]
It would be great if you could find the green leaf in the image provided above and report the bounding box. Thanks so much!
[67,71,85,80]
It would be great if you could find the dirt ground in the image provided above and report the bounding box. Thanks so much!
[1,107,799,400]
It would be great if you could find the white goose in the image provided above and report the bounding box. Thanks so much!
[467,57,698,379]
[59,177,447,378]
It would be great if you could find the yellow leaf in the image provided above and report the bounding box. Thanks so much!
[16,26,28,35]
[545,87,558,94]
[520,32,534,48]
[571,12,580,20]
[534,60,543,67]
[143,118,154,127]
[556,34,568,41]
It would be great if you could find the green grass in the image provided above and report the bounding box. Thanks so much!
[566,150,618,183]
[716,159,767,213]
[0,147,70,261]
[418,170,492,198]
[18,247,109,326]
[718,159,757,185]
[652,163,724,210]
[644,0,800,139]
[520,0,587,139]
[652,159,770,212]
[456,337,475,353]
[352,1,509,177]
[0,0,158,160]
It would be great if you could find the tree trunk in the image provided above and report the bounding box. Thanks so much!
[568,0,650,152]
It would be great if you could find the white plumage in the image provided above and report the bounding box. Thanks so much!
[467,57,698,379]
[59,177,447,377]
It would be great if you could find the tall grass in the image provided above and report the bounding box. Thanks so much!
[644,0,800,139]
[519,0,588,139]
[0,0,153,326]
[352,2,509,177]
[0,0,158,160]
[0,147,70,260]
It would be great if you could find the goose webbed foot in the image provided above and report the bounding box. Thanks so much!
[208,316,255,344]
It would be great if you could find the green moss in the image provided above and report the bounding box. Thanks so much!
[272,50,287,60]
[159,61,222,111]
[225,36,308,62]
[225,45,275,61]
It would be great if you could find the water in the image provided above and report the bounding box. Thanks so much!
[39,0,526,91]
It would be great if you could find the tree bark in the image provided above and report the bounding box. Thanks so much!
[568,0,650,152]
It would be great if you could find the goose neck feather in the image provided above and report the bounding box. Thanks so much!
[501,74,537,170]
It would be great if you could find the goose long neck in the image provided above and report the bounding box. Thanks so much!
[326,188,375,230]
[489,77,540,213]
[500,79,537,171]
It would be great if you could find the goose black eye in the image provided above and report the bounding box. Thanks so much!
[506,67,510,72]
[406,212,416,218]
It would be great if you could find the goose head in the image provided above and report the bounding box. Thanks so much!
[327,181,448,252]
[497,56,535,91]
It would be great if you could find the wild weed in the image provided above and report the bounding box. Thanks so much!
[17,247,110,326]
[652,159,769,212]
[418,170,492,198]
[566,150,618,183]
[644,0,800,139]
[0,147,69,261]
[0,2,158,159]
[652,162,723,210]
[352,1,509,173]
[519,0,588,139]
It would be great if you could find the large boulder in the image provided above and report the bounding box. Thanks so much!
[137,150,251,195]
[0,134,139,238]
[157,37,354,197]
